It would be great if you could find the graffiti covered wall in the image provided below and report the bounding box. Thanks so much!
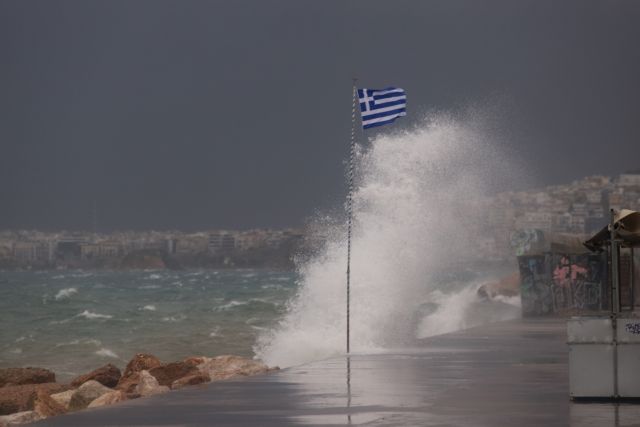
[518,253,608,317]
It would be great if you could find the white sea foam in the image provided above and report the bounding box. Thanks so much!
[416,283,520,338]
[162,314,187,322]
[209,326,222,337]
[54,287,78,300]
[139,284,160,289]
[141,305,157,311]
[147,273,162,280]
[215,300,248,311]
[95,348,119,358]
[77,310,113,320]
[256,113,526,368]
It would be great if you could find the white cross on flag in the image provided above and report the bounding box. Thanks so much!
[357,87,406,129]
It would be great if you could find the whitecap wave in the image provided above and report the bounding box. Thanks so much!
[77,310,113,320]
[54,287,78,300]
[214,300,248,311]
[141,305,157,311]
[95,348,119,358]
[162,314,187,322]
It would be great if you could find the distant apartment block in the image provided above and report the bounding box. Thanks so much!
[208,232,236,254]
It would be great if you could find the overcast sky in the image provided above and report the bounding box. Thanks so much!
[1,0,639,231]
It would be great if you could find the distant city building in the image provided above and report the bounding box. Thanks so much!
[618,171,640,187]
[80,242,121,259]
[209,232,235,254]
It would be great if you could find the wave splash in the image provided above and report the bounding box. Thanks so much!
[255,114,523,368]
[54,287,77,300]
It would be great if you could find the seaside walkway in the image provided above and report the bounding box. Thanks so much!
[33,318,638,426]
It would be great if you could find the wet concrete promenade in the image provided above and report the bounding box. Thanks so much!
[33,318,640,426]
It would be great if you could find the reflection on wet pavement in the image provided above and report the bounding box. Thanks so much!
[33,318,640,426]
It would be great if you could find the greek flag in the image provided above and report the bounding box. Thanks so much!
[358,87,406,129]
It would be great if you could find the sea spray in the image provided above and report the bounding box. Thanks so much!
[255,114,525,367]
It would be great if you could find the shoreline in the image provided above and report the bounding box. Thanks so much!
[0,352,277,426]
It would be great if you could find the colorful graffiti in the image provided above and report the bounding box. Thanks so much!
[510,229,545,257]
[518,253,608,317]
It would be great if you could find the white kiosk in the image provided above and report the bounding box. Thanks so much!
[568,209,640,399]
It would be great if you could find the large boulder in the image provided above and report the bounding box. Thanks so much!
[0,383,68,416]
[119,354,161,384]
[33,390,66,418]
[135,371,169,397]
[116,353,162,393]
[70,364,121,388]
[87,390,126,408]
[477,272,520,300]
[170,373,210,390]
[115,372,140,394]
[148,362,199,387]
[68,380,112,411]
[0,410,42,426]
[195,356,272,381]
[49,390,74,411]
[0,368,55,388]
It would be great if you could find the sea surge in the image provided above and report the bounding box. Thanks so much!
[255,113,525,367]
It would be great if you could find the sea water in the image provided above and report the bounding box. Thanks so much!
[0,269,296,381]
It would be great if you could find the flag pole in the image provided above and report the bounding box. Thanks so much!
[347,78,357,354]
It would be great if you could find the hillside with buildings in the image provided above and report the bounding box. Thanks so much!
[479,170,640,260]
[1,170,639,270]
[0,228,305,270]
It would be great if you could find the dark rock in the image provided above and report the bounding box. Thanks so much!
[0,383,68,416]
[33,389,66,418]
[0,368,55,388]
[116,353,161,392]
[115,372,140,394]
[49,390,74,411]
[170,373,210,390]
[68,381,112,411]
[87,390,126,408]
[70,364,121,388]
[183,356,207,368]
[135,371,169,397]
[120,354,162,382]
[477,272,520,300]
[195,355,271,381]
[0,410,42,425]
[148,362,198,387]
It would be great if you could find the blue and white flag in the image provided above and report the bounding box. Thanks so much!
[357,87,406,129]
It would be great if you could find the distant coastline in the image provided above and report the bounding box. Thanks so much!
[0,228,312,271]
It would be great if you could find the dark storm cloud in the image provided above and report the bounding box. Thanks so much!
[1,0,639,230]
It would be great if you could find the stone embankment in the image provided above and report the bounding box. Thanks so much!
[0,354,277,426]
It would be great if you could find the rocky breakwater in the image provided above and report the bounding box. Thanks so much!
[476,272,520,300]
[0,355,277,426]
